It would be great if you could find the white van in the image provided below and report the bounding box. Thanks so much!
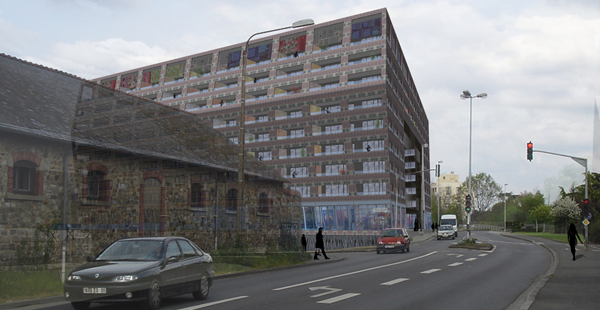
[440,214,458,237]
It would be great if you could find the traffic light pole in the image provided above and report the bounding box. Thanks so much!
[531,149,589,250]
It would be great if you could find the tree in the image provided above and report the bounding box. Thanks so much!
[528,204,552,232]
[456,173,502,214]
[551,197,581,232]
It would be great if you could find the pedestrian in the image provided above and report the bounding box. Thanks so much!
[301,234,307,252]
[314,227,330,260]
[414,218,419,231]
[567,223,583,261]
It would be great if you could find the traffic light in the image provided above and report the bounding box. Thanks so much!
[465,194,472,213]
[583,198,590,212]
[436,164,440,178]
[527,141,533,161]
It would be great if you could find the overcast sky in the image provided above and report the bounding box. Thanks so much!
[1,0,599,203]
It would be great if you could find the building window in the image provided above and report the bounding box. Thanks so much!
[13,161,37,195]
[325,184,348,196]
[227,189,237,213]
[290,186,310,197]
[362,182,386,195]
[363,161,385,172]
[191,183,205,208]
[290,167,308,178]
[325,144,344,154]
[258,192,270,213]
[325,164,346,175]
[257,151,272,161]
[289,129,304,138]
[87,170,109,201]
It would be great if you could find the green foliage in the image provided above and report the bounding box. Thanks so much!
[457,173,502,212]
[15,225,56,269]
[551,197,581,223]
[458,238,477,245]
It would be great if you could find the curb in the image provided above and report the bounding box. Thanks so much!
[503,233,559,310]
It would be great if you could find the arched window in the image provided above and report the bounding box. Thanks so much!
[87,170,108,201]
[190,183,205,208]
[226,189,237,213]
[258,192,270,213]
[13,160,37,195]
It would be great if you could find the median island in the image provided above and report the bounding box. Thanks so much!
[449,238,493,250]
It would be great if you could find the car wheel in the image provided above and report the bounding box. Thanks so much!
[376,250,380,254]
[192,274,210,300]
[145,279,161,310]
[71,301,90,310]
[437,237,440,240]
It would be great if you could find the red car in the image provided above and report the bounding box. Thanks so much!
[376,228,411,254]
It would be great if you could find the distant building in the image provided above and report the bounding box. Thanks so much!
[432,171,461,207]
[93,8,431,232]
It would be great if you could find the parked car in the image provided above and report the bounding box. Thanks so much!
[437,225,456,240]
[64,236,214,310]
[376,228,410,254]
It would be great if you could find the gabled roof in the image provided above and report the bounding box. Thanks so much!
[0,53,284,182]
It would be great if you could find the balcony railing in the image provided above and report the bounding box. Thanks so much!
[278,154,305,160]
[309,83,339,92]
[349,101,383,110]
[347,76,382,86]
[275,114,302,120]
[347,55,382,66]
[318,192,349,197]
[349,36,382,46]
[351,125,380,132]
[354,169,386,174]
[353,147,384,153]
[356,191,386,196]
[311,64,341,72]
[278,52,306,61]
[277,134,304,140]
[312,129,343,136]
[314,150,344,156]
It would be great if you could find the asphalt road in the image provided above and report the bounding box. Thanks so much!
[23,231,551,310]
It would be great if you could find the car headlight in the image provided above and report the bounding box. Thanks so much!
[396,241,402,244]
[112,275,139,282]
[378,241,383,245]
[67,275,81,281]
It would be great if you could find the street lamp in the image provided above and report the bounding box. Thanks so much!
[437,161,443,226]
[503,183,508,232]
[237,19,314,231]
[421,143,428,233]
[460,90,487,239]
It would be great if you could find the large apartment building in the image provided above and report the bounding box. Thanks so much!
[94,8,431,232]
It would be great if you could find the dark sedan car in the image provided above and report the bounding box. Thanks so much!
[376,228,410,254]
[64,236,214,310]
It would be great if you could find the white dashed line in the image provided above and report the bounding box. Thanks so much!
[381,278,409,286]
[478,253,488,257]
[448,262,463,267]
[465,258,477,261]
[421,268,441,274]
[317,293,361,304]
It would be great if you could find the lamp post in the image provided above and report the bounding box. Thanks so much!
[237,19,314,231]
[460,90,487,239]
[437,161,443,226]
[503,183,508,232]
[420,143,428,233]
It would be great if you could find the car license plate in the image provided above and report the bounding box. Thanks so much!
[384,245,394,248]
[83,287,106,294]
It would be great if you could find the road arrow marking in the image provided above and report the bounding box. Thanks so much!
[421,268,441,274]
[309,286,342,298]
[381,278,409,285]
[448,262,463,267]
[317,293,361,304]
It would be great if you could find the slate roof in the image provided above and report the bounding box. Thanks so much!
[0,53,284,182]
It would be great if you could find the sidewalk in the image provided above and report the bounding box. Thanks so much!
[503,233,600,310]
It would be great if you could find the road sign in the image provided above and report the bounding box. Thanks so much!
[587,213,592,220]
[582,219,590,226]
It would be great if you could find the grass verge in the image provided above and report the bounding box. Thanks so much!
[514,232,568,243]
[0,269,63,304]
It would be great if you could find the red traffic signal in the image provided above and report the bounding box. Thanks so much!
[527,142,533,161]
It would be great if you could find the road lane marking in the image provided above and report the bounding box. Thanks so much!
[447,253,463,258]
[317,293,361,304]
[273,251,437,291]
[448,262,463,267]
[421,268,441,274]
[478,253,488,257]
[381,278,409,285]
[310,286,342,297]
[177,296,248,310]
[465,258,477,261]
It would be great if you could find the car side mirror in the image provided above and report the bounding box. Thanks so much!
[167,255,180,263]
[86,255,95,262]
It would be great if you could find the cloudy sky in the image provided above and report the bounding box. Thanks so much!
[1,0,599,202]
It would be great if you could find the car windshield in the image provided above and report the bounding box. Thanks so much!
[96,240,164,261]
[380,230,402,237]
[440,225,453,230]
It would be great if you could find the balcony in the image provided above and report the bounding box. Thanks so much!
[406,187,417,195]
[405,162,416,170]
[405,149,417,157]
[353,147,384,153]
[314,150,344,157]
[347,75,382,86]
[347,55,382,66]
[405,175,417,182]
[309,83,339,92]
[349,35,383,46]
[277,133,305,140]
[406,200,417,208]
[313,129,343,136]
